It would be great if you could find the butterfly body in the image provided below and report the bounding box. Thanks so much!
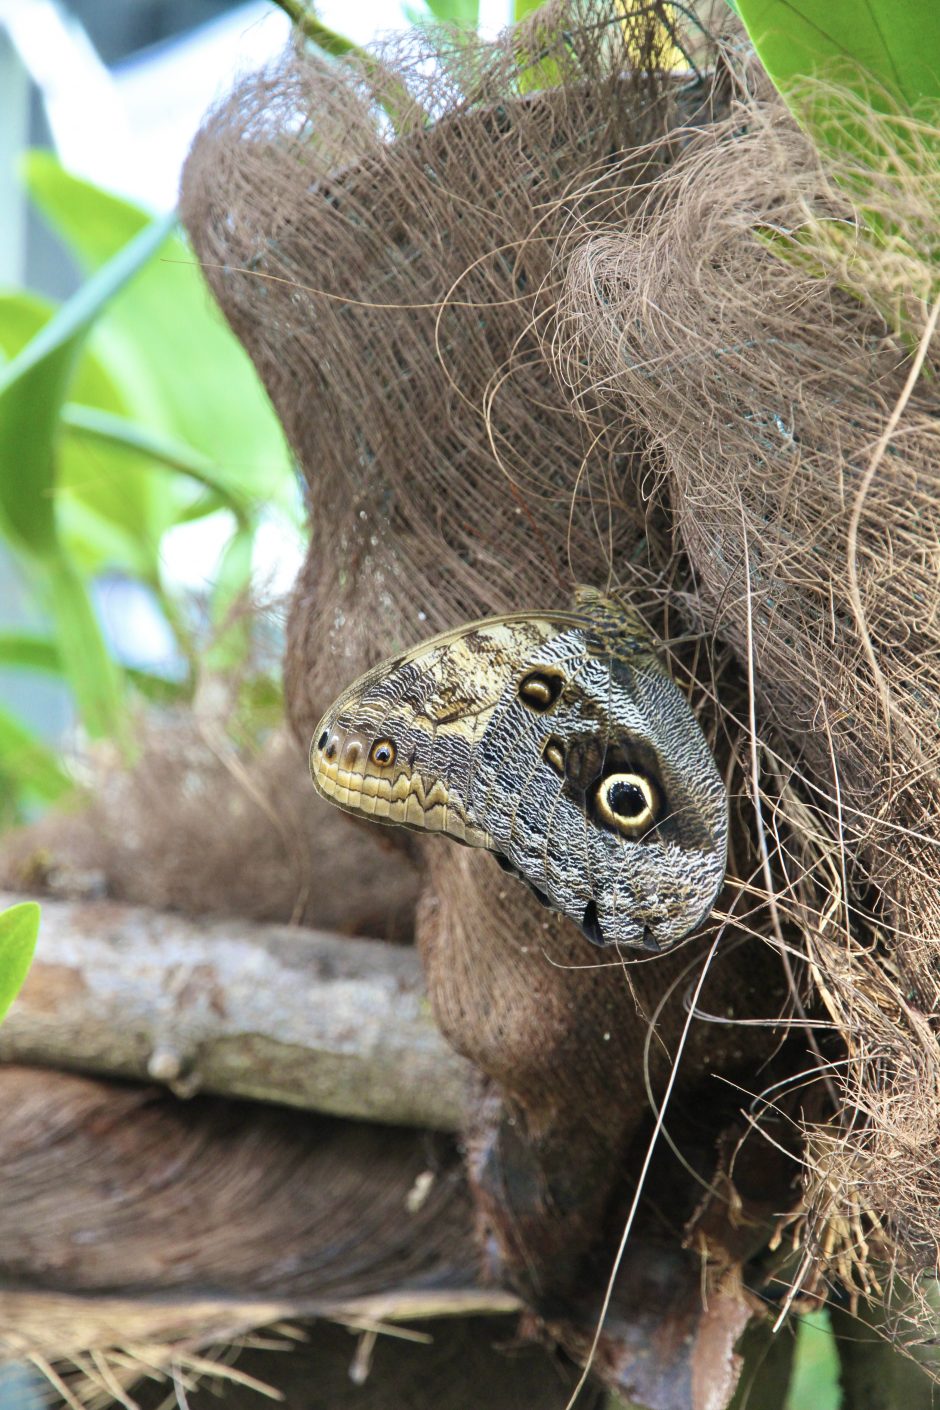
[310,587,727,951]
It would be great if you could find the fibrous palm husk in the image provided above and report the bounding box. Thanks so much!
[177,0,940,1390]
[553,89,940,1306]
[0,1067,486,1408]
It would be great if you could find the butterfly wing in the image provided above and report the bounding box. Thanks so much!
[310,589,727,950]
[310,613,564,845]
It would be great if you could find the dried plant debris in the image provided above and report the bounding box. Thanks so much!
[553,89,940,1293]
[124,1318,604,1410]
[0,1067,491,1409]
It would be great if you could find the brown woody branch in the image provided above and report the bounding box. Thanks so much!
[0,891,473,1130]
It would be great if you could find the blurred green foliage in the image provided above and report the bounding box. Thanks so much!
[785,1309,841,1410]
[730,0,940,129]
[731,0,940,329]
[405,0,549,29]
[0,901,39,1025]
[0,155,300,824]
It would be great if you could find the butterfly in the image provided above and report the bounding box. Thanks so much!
[309,586,727,951]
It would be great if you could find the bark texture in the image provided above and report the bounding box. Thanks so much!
[0,890,472,1130]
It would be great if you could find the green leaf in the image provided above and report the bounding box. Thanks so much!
[514,5,565,94]
[0,212,175,562]
[123,667,189,706]
[0,705,71,804]
[0,902,40,1025]
[169,489,229,525]
[0,291,172,577]
[0,631,61,675]
[23,154,297,517]
[0,214,177,744]
[238,672,285,724]
[421,0,481,27]
[0,333,70,557]
[785,1308,841,1410]
[47,555,126,741]
[61,403,255,522]
[733,1,940,117]
[0,209,176,398]
[736,1,940,333]
[0,629,186,705]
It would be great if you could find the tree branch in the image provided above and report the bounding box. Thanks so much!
[0,891,472,1130]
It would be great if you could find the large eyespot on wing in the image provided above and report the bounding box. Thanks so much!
[592,769,661,837]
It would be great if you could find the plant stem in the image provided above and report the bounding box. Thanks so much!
[267,0,424,129]
[270,0,359,55]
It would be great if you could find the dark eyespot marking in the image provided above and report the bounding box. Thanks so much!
[581,899,605,946]
[608,779,648,819]
[316,730,329,751]
[593,769,661,837]
[518,669,564,712]
[370,739,396,767]
[542,736,566,775]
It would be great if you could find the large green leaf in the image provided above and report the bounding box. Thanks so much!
[0,329,69,557]
[0,213,173,740]
[734,0,940,327]
[0,292,259,579]
[733,1,940,117]
[0,902,40,1025]
[23,153,296,516]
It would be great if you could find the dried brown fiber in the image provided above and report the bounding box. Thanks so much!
[0,1066,495,1410]
[553,91,940,1293]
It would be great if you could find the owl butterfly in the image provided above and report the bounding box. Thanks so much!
[310,586,727,952]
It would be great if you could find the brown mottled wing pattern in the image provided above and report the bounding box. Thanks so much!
[311,587,727,951]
